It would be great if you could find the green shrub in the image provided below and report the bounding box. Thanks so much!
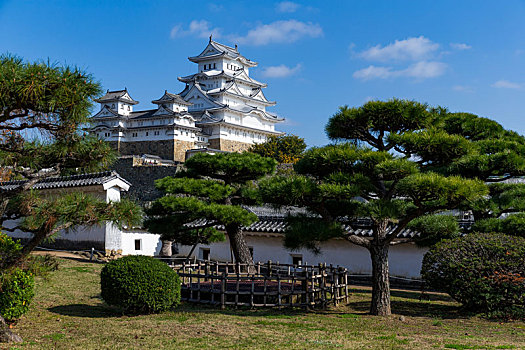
[421,233,525,319]
[100,255,181,314]
[0,268,35,322]
[0,233,22,269]
[472,213,525,237]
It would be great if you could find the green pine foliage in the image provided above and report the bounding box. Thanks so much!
[248,134,306,164]
[0,55,143,271]
[407,214,460,247]
[145,152,276,265]
[100,255,181,314]
[422,233,525,320]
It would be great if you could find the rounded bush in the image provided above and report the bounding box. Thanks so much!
[0,268,35,322]
[421,233,525,319]
[100,255,181,314]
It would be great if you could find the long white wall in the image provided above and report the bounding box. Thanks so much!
[178,235,427,279]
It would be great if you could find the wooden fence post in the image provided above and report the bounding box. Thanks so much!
[220,272,226,310]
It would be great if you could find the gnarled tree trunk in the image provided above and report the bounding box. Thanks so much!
[225,224,255,273]
[369,242,391,316]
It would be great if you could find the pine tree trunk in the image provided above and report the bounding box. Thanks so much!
[225,224,255,273]
[0,315,22,343]
[160,240,173,257]
[369,242,391,315]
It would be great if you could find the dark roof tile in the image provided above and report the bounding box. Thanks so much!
[0,171,130,191]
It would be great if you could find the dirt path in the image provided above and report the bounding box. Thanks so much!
[31,249,91,260]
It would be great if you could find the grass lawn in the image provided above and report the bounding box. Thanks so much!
[6,257,525,349]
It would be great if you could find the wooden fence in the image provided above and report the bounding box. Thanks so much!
[162,258,349,309]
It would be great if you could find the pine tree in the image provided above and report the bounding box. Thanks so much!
[260,100,490,315]
[146,152,276,269]
[0,55,142,342]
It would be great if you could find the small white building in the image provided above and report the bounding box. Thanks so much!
[1,171,162,256]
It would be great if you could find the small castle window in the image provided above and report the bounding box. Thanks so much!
[145,132,149,136]
[127,106,130,111]
[213,63,216,69]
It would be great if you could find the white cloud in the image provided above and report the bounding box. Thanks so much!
[234,20,322,46]
[450,43,472,50]
[453,85,474,93]
[492,80,522,89]
[404,61,447,78]
[358,36,439,62]
[353,66,394,80]
[276,1,300,13]
[261,63,302,78]
[170,20,222,39]
[353,61,447,81]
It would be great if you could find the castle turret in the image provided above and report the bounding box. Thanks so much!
[94,89,139,116]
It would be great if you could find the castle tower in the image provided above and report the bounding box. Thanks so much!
[178,38,284,151]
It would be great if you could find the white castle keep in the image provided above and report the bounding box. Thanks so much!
[91,37,284,162]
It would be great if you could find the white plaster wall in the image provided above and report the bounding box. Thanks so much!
[6,220,106,246]
[119,230,162,256]
[178,235,427,279]
[215,123,269,144]
[121,128,197,142]
[117,102,132,116]
[104,223,122,252]
[243,115,264,129]
[105,187,121,203]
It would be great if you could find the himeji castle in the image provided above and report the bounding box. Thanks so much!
[91,37,284,162]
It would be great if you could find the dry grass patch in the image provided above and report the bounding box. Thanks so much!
[4,257,525,349]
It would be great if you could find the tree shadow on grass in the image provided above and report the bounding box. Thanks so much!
[345,299,466,319]
[177,303,309,318]
[48,304,122,318]
[350,287,454,303]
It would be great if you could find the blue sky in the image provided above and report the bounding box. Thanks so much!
[1,0,525,146]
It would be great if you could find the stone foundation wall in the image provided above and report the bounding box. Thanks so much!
[209,139,252,152]
[108,141,120,152]
[119,140,175,160]
[109,140,195,162]
[111,157,181,202]
[174,140,194,162]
